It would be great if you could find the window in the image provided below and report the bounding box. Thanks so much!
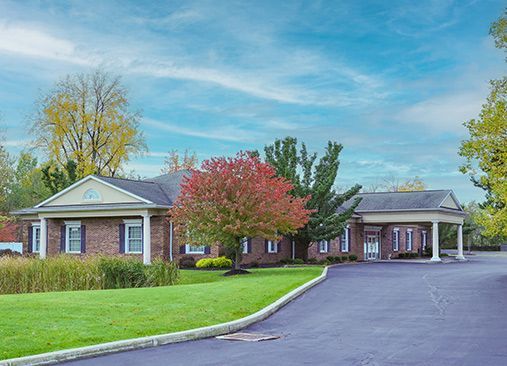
[32,225,41,253]
[186,244,205,254]
[422,231,427,249]
[319,240,329,253]
[66,224,82,253]
[341,226,350,252]
[126,223,143,253]
[82,188,101,201]
[392,228,399,252]
[267,240,278,253]
[241,237,249,254]
[406,229,413,251]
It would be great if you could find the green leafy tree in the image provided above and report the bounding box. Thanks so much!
[41,160,78,195]
[7,151,51,210]
[0,134,14,213]
[262,137,361,259]
[459,11,507,238]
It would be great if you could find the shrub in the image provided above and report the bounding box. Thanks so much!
[249,261,259,268]
[341,255,349,262]
[145,259,179,286]
[280,258,295,265]
[294,258,304,265]
[306,257,317,264]
[195,256,233,269]
[398,253,406,258]
[179,255,196,268]
[98,257,147,289]
[318,259,329,265]
[348,254,358,261]
[326,256,335,263]
[195,258,214,268]
[212,256,233,268]
[0,255,179,294]
[441,253,449,257]
[0,249,21,257]
[410,252,419,258]
[333,256,342,263]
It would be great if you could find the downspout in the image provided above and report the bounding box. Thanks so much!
[169,221,173,262]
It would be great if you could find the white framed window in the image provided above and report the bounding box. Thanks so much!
[241,237,249,254]
[82,188,101,201]
[32,224,41,253]
[186,244,205,254]
[319,240,329,253]
[66,224,82,253]
[406,229,413,251]
[341,225,350,252]
[125,223,143,253]
[392,228,399,252]
[267,240,278,253]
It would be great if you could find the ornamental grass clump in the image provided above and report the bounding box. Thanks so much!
[0,255,179,295]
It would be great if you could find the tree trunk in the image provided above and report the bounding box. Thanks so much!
[234,246,241,270]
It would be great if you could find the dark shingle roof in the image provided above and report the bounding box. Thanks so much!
[341,190,462,212]
[97,175,171,205]
[144,170,191,204]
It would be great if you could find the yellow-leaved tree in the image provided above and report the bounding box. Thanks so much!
[31,70,147,178]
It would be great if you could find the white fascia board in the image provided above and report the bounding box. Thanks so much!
[34,175,153,208]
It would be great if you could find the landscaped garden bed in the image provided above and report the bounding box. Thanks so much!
[0,266,322,360]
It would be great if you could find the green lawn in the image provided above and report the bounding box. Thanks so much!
[0,267,322,360]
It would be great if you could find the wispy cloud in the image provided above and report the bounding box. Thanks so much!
[143,118,262,142]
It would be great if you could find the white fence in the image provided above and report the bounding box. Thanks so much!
[0,242,23,253]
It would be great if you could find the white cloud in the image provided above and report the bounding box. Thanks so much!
[143,118,262,142]
[395,91,485,132]
[0,21,94,65]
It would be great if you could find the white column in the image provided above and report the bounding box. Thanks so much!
[431,220,441,262]
[456,224,465,260]
[143,214,151,265]
[39,217,47,259]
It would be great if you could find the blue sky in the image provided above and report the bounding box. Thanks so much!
[0,0,504,202]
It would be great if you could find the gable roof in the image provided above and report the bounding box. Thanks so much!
[97,176,171,205]
[342,190,464,213]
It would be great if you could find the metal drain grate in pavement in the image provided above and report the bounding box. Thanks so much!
[216,332,280,342]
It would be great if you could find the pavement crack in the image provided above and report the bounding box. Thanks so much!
[423,273,450,318]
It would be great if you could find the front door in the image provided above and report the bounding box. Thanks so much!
[364,234,380,260]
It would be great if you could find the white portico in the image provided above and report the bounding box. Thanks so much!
[342,190,467,262]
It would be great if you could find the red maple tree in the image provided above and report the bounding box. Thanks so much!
[170,152,312,271]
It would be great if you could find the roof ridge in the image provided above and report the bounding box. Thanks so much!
[95,175,158,185]
[359,189,450,195]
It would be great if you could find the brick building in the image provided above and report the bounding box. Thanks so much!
[13,171,467,264]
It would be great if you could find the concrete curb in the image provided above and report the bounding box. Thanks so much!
[1,266,328,366]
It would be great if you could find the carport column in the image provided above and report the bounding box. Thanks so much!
[143,214,151,265]
[431,220,441,262]
[456,224,466,260]
[39,217,47,259]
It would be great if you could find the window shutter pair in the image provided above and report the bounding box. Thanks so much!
[27,226,33,253]
[60,225,86,253]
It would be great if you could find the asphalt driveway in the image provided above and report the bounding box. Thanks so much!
[66,254,507,366]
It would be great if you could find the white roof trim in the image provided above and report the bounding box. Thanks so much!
[34,175,153,208]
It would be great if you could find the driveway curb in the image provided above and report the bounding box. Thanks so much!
[1,267,328,366]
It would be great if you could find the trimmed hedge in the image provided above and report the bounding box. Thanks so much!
[195,256,233,269]
[0,256,179,295]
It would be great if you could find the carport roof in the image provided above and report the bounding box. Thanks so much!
[341,190,464,213]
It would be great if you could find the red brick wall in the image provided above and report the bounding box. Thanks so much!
[240,237,292,264]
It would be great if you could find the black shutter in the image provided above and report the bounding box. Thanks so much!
[179,245,186,254]
[347,228,351,252]
[392,230,396,251]
[80,225,86,253]
[265,239,269,253]
[141,222,144,254]
[28,226,33,253]
[277,240,282,253]
[119,224,125,253]
[247,238,252,253]
[60,225,66,253]
[405,231,409,251]
[204,246,211,254]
